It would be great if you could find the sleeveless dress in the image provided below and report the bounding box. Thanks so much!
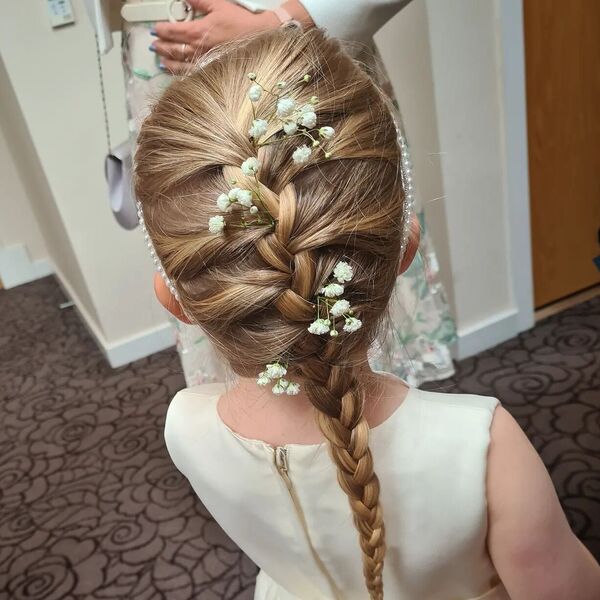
[164,381,511,599]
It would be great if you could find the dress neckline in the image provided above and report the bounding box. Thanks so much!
[212,375,415,451]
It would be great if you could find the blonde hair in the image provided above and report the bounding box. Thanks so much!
[135,27,404,599]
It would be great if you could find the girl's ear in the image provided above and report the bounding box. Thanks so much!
[153,272,193,324]
[398,213,420,275]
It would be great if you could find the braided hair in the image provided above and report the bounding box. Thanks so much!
[135,27,404,599]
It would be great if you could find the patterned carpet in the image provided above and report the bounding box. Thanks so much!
[0,276,598,599]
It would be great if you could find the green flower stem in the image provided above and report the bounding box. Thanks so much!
[254,79,280,98]
[251,175,276,227]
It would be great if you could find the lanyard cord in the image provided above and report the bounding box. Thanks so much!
[94,33,112,154]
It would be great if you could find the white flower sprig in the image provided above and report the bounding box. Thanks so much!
[208,158,276,234]
[308,261,362,337]
[257,361,300,395]
[245,72,335,164]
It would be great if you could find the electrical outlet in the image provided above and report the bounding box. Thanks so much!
[47,0,75,28]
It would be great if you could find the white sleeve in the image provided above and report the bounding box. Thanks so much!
[299,0,414,43]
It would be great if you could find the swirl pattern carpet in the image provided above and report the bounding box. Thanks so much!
[0,276,598,598]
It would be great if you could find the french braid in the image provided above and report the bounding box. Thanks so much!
[135,27,404,599]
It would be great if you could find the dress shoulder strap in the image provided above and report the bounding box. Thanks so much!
[164,383,226,472]
[415,387,500,414]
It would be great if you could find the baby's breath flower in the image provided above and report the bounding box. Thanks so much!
[249,205,259,214]
[272,382,286,395]
[256,372,271,386]
[324,151,333,159]
[228,187,241,201]
[283,120,298,135]
[276,97,296,118]
[247,72,257,80]
[312,139,320,148]
[330,329,339,337]
[265,362,287,378]
[286,382,300,395]
[310,95,318,104]
[308,318,331,335]
[319,283,344,297]
[292,145,312,164]
[248,84,262,102]
[237,189,254,207]
[241,157,260,176]
[299,103,313,114]
[216,193,231,212]
[298,111,317,129]
[330,299,350,317]
[343,317,362,333]
[248,118,268,139]
[276,81,287,89]
[208,215,225,234]
[333,261,354,283]
[302,74,311,82]
[319,126,335,140]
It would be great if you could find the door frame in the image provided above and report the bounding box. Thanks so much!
[498,0,535,333]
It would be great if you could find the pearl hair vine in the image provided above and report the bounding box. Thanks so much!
[207,71,336,235]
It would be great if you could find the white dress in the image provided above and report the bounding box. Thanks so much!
[165,382,511,599]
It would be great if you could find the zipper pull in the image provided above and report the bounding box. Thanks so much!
[274,446,289,474]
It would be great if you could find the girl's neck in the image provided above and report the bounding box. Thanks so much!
[218,364,410,447]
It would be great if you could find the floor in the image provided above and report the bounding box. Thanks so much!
[0,276,598,599]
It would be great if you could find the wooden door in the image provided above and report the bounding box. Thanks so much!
[524,0,600,308]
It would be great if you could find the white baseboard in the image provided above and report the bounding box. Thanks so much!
[103,323,175,368]
[454,308,522,360]
[53,269,174,369]
[0,244,53,289]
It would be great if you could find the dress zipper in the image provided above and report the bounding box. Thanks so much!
[273,446,341,599]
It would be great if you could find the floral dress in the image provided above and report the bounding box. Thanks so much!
[122,19,456,387]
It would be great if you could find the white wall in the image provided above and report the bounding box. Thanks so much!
[0,124,48,262]
[375,0,455,312]
[0,0,172,365]
[0,72,53,289]
[377,0,533,358]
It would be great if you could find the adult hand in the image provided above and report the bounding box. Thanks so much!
[150,0,280,74]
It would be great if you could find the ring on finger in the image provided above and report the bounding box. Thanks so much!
[181,42,190,62]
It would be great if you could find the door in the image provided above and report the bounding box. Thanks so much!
[523,0,600,308]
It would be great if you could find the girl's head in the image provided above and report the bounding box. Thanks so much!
[135,27,415,599]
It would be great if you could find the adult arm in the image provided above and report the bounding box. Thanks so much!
[152,0,313,72]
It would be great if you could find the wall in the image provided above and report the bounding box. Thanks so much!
[0,62,53,289]
[375,0,454,312]
[0,0,172,365]
[0,114,48,263]
[377,0,533,358]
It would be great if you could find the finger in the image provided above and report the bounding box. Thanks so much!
[151,40,190,62]
[153,21,195,43]
[158,58,190,75]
